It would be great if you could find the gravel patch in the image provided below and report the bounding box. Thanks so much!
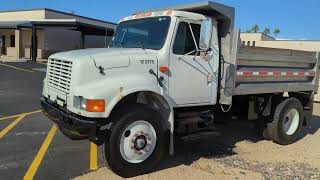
[212,156,320,179]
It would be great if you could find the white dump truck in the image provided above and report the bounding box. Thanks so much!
[41,1,320,177]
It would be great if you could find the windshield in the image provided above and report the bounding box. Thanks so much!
[110,16,171,50]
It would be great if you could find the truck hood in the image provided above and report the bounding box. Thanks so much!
[49,48,157,69]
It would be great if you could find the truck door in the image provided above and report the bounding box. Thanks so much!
[169,18,218,105]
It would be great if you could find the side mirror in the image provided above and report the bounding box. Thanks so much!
[199,18,213,51]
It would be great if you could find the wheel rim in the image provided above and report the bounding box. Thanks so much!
[119,120,157,163]
[283,108,300,135]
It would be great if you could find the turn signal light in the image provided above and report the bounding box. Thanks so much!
[159,66,169,73]
[86,99,105,112]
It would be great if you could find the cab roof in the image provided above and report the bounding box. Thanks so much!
[120,10,207,23]
[134,1,235,35]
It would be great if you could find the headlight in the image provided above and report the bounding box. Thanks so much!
[74,96,105,112]
[80,98,87,109]
[73,96,86,110]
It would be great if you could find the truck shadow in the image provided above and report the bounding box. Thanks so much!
[155,113,320,173]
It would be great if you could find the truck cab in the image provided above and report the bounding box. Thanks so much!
[41,1,319,177]
[41,8,222,177]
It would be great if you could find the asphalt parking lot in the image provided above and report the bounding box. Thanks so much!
[1,62,320,180]
[0,62,101,180]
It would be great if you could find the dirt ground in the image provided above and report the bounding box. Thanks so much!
[74,103,320,180]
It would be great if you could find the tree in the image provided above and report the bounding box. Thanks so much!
[263,27,271,35]
[245,29,252,33]
[273,28,281,37]
[251,24,260,33]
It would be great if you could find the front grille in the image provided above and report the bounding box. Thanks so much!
[47,58,73,94]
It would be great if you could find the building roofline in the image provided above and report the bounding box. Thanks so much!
[0,8,117,25]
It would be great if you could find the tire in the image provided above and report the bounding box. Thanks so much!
[104,104,169,177]
[267,98,304,145]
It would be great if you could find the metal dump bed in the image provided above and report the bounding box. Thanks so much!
[219,30,320,105]
[234,46,320,95]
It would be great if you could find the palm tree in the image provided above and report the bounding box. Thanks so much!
[263,27,271,35]
[251,24,260,33]
[273,28,281,37]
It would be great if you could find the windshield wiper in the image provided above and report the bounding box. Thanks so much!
[119,30,127,47]
[136,41,145,50]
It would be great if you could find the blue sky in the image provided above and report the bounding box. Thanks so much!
[1,0,319,40]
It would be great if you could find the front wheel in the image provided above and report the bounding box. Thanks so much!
[104,104,168,177]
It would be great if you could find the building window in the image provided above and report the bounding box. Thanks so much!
[242,41,246,46]
[173,22,201,55]
[252,41,256,46]
[247,41,251,46]
[10,35,15,47]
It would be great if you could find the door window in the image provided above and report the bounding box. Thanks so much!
[173,22,200,55]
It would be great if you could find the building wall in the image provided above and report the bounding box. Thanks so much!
[23,29,45,59]
[240,33,320,52]
[0,10,45,20]
[44,28,82,52]
[240,33,275,41]
[0,30,15,58]
[254,41,320,52]
[240,33,264,41]
[0,9,115,60]
[85,35,111,48]
[42,29,110,58]
[0,29,45,59]
[0,29,14,50]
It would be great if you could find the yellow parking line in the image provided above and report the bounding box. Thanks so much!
[0,110,42,121]
[0,114,26,139]
[0,63,34,72]
[23,125,57,180]
[90,142,98,170]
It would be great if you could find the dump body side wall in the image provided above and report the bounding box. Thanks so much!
[232,44,319,96]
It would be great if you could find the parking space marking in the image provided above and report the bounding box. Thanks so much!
[0,110,42,121]
[23,125,57,180]
[0,63,34,73]
[90,142,98,170]
[0,114,26,139]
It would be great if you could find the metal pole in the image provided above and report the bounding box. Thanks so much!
[81,32,85,49]
[31,25,37,62]
[104,28,108,48]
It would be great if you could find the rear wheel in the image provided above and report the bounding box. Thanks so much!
[104,104,168,177]
[267,98,304,145]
